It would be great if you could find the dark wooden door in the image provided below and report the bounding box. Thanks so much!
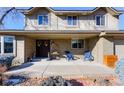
[36,40,50,58]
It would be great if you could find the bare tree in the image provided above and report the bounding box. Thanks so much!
[0,7,18,28]
[0,7,39,30]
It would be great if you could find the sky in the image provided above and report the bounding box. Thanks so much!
[2,7,124,30]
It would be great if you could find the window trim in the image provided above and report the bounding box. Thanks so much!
[95,15,106,27]
[37,15,49,26]
[0,35,15,55]
[71,39,85,49]
[67,16,78,27]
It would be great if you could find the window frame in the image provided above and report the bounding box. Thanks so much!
[67,16,78,27]
[37,15,49,26]
[71,39,85,49]
[95,15,105,27]
[0,35,15,55]
[4,36,15,54]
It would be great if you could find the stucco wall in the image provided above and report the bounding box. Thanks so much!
[88,37,99,62]
[24,8,119,30]
[15,36,25,64]
[15,36,115,63]
[15,36,36,63]
[103,37,114,55]
[94,37,114,63]
[51,39,89,59]
[106,14,119,30]
[113,37,124,60]
[25,8,58,30]
[25,37,35,61]
[88,36,114,63]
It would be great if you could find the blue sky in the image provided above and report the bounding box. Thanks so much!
[2,7,124,30]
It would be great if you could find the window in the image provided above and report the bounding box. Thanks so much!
[4,36,14,53]
[95,15,105,26]
[71,39,85,49]
[67,16,77,26]
[38,15,48,25]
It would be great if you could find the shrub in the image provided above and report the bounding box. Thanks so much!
[41,76,72,86]
[0,55,14,69]
[115,58,124,84]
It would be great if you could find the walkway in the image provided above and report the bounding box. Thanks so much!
[4,59,116,78]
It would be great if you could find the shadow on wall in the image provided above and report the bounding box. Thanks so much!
[88,37,99,61]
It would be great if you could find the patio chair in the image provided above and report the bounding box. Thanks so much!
[65,51,74,61]
[83,50,94,62]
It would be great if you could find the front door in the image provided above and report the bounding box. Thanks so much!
[36,40,50,58]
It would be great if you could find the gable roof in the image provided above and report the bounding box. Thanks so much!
[19,7,54,15]
[19,7,124,15]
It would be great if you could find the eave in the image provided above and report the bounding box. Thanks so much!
[1,30,124,39]
[104,31,124,36]
[0,30,101,35]
[0,30,100,39]
[18,7,124,16]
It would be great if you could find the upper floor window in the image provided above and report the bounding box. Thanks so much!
[95,15,105,26]
[67,16,77,26]
[38,15,48,25]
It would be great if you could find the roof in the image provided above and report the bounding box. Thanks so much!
[18,7,124,15]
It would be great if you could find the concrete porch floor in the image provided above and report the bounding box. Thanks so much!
[4,58,116,78]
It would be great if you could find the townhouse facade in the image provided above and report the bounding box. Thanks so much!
[0,7,124,64]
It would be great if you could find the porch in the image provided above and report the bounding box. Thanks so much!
[0,30,109,64]
[23,32,100,63]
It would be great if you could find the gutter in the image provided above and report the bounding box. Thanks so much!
[0,30,100,34]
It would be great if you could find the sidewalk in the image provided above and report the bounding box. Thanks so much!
[4,59,116,78]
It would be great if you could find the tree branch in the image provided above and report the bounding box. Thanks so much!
[0,7,15,25]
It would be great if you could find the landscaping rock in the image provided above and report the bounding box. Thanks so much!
[0,64,7,73]
[41,76,72,86]
[94,78,112,86]
[11,58,22,67]
[3,75,26,86]
[115,58,124,84]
